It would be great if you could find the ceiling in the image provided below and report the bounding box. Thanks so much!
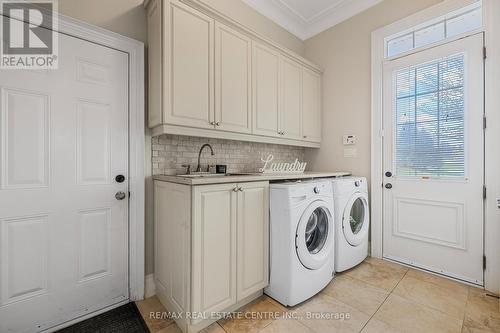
[242,0,383,40]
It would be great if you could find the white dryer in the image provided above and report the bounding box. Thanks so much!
[265,180,334,306]
[331,177,369,272]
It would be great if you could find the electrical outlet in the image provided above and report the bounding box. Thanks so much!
[496,198,500,209]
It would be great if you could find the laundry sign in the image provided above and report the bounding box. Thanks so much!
[259,154,307,174]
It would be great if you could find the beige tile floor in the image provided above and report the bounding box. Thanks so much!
[136,257,500,333]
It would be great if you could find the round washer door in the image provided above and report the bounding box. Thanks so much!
[342,192,369,246]
[296,200,333,270]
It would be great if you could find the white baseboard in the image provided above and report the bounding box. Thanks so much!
[144,274,156,298]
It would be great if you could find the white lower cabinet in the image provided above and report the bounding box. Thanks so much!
[236,182,269,300]
[191,183,237,318]
[154,180,269,333]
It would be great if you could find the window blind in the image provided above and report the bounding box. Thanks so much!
[394,54,465,178]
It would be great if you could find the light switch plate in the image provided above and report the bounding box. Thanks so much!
[343,135,356,145]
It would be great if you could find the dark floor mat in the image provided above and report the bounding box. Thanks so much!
[56,303,150,333]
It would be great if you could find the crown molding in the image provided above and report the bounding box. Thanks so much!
[242,0,383,40]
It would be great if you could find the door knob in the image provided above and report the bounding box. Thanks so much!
[385,171,392,177]
[115,191,127,200]
[115,174,125,183]
[385,183,393,189]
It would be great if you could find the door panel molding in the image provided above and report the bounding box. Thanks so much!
[392,197,466,249]
[0,87,50,189]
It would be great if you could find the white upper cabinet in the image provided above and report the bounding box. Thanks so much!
[215,22,252,134]
[252,42,281,138]
[302,67,322,142]
[147,0,162,127]
[146,0,322,147]
[280,55,303,140]
[165,1,214,129]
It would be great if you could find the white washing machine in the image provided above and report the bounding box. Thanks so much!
[331,177,370,272]
[265,180,334,307]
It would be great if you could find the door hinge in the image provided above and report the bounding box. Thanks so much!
[483,46,487,59]
[128,191,131,198]
[483,185,487,199]
[483,116,487,129]
[483,255,487,270]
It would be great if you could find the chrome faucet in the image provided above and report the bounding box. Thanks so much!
[196,144,215,172]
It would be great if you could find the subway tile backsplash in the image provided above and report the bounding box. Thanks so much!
[152,135,306,175]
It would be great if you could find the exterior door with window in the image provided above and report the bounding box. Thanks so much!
[382,34,484,285]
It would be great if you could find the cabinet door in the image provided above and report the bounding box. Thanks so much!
[165,1,214,129]
[215,23,252,133]
[192,183,237,321]
[237,182,269,300]
[302,67,322,142]
[280,56,302,140]
[154,181,191,315]
[252,42,281,137]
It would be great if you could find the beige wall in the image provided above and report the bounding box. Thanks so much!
[58,0,147,43]
[304,0,442,181]
[57,0,304,276]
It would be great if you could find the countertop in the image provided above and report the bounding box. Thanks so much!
[153,171,351,185]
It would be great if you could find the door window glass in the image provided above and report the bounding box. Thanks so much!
[349,198,365,234]
[385,2,482,58]
[394,54,465,178]
[305,207,329,254]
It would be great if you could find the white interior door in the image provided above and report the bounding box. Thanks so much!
[0,26,129,332]
[382,34,484,285]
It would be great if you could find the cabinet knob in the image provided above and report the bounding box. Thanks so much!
[210,121,215,125]
[216,122,220,126]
